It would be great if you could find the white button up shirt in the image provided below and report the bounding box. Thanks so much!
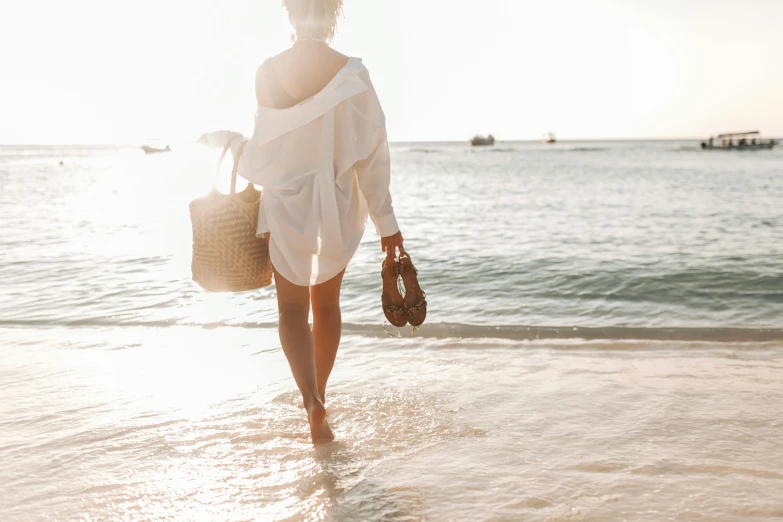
[202,58,398,286]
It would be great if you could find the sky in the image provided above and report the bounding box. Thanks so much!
[1,0,782,144]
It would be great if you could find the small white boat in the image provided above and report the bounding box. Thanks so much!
[141,145,171,154]
[543,132,556,144]
[470,134,495,147]
[701,131,777,150]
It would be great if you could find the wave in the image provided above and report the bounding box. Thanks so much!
[0,146,126,160]
[368,324,783,343]
[470,147,520,153]
[565,147,606,152]
[405,148,442,154]
[2,319,782,343]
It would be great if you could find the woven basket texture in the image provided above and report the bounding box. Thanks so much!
[189,145,272,292]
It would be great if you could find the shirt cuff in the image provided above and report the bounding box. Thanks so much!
[371,211,399,237]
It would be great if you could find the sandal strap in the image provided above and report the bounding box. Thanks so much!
[384,303,405,313]
[405,298,427,314]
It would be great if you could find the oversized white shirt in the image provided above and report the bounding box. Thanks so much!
[202,58,398,286]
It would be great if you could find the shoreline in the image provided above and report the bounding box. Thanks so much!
[3,322,783,344]
[2,326,782,521]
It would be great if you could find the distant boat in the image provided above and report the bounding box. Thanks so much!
[141,145,171,154]
[470,134,495,147]
[543,132,557,144]
[700,131,777,151]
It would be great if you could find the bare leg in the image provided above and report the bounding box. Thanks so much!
[273,268,334,444]
[310,269,345,403]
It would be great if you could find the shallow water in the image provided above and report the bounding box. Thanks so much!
[1,142,782,520]
[2,141,782,331]
[2,327,782,521]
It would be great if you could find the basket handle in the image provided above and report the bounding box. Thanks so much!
[215,141,246,195]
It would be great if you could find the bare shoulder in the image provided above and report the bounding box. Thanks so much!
[325,47,351,65]
[258,45,353,103]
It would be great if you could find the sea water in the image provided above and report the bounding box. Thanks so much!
[1,142,782,520]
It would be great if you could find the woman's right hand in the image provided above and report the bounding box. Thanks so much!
[381,231,404,259]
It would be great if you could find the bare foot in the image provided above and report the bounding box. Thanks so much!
[306,398,334,444]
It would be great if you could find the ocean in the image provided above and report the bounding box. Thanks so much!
[1,141,782,520]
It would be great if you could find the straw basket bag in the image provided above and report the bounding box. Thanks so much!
[189,144,273,292]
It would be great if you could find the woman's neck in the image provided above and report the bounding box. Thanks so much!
[293,36,328,46]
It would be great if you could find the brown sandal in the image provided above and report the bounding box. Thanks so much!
[398,253,427,327]
[381,257,408,327]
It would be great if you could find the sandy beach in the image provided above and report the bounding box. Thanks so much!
[3,0,783,517]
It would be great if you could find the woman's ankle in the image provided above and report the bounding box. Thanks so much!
[302,392,323,410]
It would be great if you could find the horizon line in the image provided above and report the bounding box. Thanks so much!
[5,136,772,147]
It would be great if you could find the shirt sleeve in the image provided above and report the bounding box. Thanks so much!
[352,70,399,238]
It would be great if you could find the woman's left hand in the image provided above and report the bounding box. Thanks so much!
[381,231,404,259]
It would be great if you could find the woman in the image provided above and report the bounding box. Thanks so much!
[205,0,403,444]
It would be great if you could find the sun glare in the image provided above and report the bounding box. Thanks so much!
[1,0,781,143]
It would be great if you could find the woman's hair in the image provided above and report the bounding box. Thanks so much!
[283,0,344,42]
